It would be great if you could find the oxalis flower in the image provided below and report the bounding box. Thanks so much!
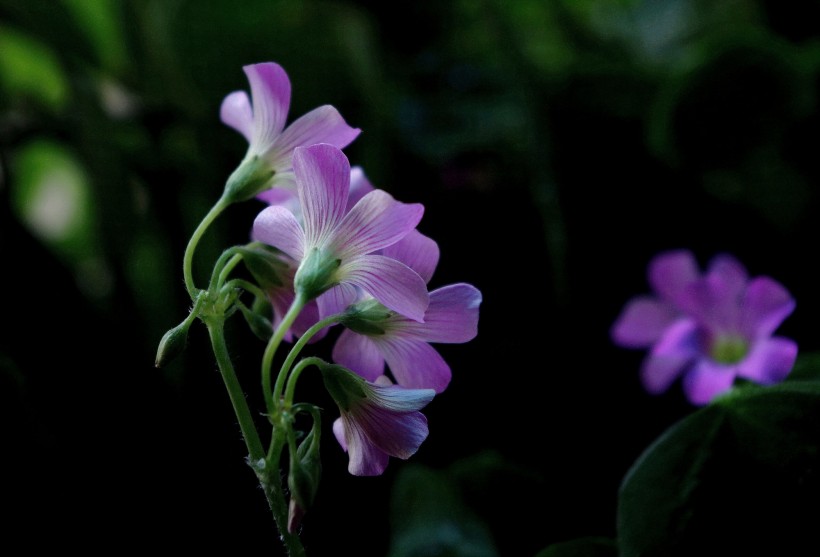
[332,228,482,393]
[320,363,435,476]
[252,143,429,321]
[220,61,361,202]
[611,249,797,405]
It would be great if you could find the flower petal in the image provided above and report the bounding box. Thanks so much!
[220,90,253,142]
[347,166,375,211]
[333,417,347,451]
[269,105,361,168]
[244,62,291,152]
[640,318,700,394]
[740,277,796,338]
[256,186,298,211]
[706,253,748,300]
[339,414,390,476]
[332,329,385,382]
[736,337,797,384]
[648,249,699,308]
[293,144,350,248]
[329,190,424,260]
[341,255,429,322]
[682,359,736,405]
[400,283,481,343]
[377,338,452,393]
[317,283,361,319]
[610,295,679,348]
[252,206,305,261]
[383,229,440,284]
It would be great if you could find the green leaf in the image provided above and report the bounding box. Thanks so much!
[534,537,617,557]
[0,24,69,111]
[388,463,499,557]
[618,382,820,556]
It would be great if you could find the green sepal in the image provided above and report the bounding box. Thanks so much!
[294,247,341,301]
[287,408,323,533]
[340,298,392,336]
[318,363,367,412]
[223,155,275,203]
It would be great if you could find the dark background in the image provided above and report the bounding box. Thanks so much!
[2,1,820,555]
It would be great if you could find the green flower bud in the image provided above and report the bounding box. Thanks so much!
[287,419,322,533]
[319,363,367,412]
[239,302,273,341]
[339,298,394,335]
[155,320,191,368]
[237,244,289,290]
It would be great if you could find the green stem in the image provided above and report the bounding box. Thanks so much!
[183,194,231,298]
[205,317,265,463]
[263,427,306,557]
[218,254,244,289]
[275,314,343,405]
[222,278,267,302]
[261,292,307,415]
[284,357,325,408]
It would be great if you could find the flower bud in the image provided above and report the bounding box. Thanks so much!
[223,155,275,203]
[237,245,290,290]
[155,320,191,368]
[287,425,322,533]
[239,302,273,341]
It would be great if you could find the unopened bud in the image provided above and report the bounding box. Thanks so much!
[155,320,191,367]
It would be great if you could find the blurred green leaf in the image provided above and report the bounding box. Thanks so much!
[61,0,128,73]
[0,24,69,111]
[389,463,499,557]
[618,382,820,556]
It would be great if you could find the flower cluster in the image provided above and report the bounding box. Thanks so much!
[159,60,481,552]
[611,249,797,405]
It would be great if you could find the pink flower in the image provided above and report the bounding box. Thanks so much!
[611,250,798,405]
[321,366,434,476]
[220,62,360,201]
[252,144,429,322]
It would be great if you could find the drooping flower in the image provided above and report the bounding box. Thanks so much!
[252,143,429,321]
[320,364,434,476]
[220,62,361,201]
[611,249,798,405]
[332,228,482,393]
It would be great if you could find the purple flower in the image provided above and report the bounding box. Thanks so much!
[252,144,429,321]
[321,365,434,476]
[611,249,797,405]
[220,62,361,201]
[332,229,482,393]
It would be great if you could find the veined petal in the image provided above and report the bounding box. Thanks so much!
[220,90,253,141]
[252,206,305,261]
[648,249,699,308]
[347,166,375,211]
[682,359,736,405]
[269,105,361,168]
[736,337,797,384]
[339,415,390,476]
[317,283,361,319]
[293,144,350,248]
[353,400,430,459]
[341,255,429,322]
[740,277,796,338]
[329,190,424,261]
[245,62,291,151]
[610,296,679,348]
[333,329,385,382]
[640,318,700,394]
[377,338,452,393]
[383,229,440,284]
[400,283,481,343]
[333,417,347,451]
[257,187,298,211]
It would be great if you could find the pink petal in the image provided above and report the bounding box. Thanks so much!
[648,249,699,308]
[706,253,748,300]
[333,418,347,451]
[347,166,375,211]
[682,359,736,405]
[740,277,796,338]
[244,62,291,151]
[340,415,390,476]
[640,318,700,394]
[332,329,385,382]
[252,206,305,261]
[383,229,440,284]
[610,296,679,348]
[341,255,429,322]
[329,190,425,261]
[220,90,253,142]
[736,337,797,384]
[269,105,361,168]
[317,283,361,319]
[292,144,350,247]
[401,283,481,343]
[256,187,298,210]
[377,338,452,393]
